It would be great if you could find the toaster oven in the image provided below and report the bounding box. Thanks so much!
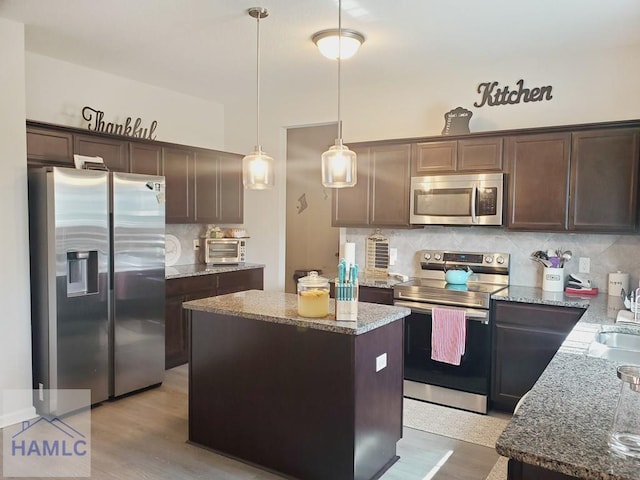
[200,238,247,265]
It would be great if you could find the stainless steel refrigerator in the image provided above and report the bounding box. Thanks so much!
[28,167,165,413]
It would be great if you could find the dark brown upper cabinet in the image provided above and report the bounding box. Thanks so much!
[505,133,571,231]
[411,137,503,175]
[163,147,194,223]
[193,151,243,224]
[332,143,411,227]
[74,134,130,172]
[129,143,162,176]
[26,127,74,167]
[569,128,640,232]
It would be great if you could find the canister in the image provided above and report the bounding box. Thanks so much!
[542,267,565,292]
[610,365,640,458]
[608,271,630,297]
[297,271,330,318]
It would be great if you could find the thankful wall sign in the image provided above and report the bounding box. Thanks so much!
[82,106,158,140]
[474,79,553,108]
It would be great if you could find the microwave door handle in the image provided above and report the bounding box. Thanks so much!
[471,184,478,223]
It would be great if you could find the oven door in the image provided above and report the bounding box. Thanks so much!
[395,300,491,409]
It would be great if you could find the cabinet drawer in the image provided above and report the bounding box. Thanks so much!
[166,274,217,297]
[493,301,584,333]
[217,268,264,295]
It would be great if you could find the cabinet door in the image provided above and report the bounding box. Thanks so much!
[332,146,371,226]
[163,147,194,223]
[492,324,566,411]
[370,144,412,226]
[74,134,130,172]
[165,294,189,369]
[358,286,394,305]
[569,128,640,232]
[129,143,162,175]
[458,137,503,172]
[217,152,244,224]
[193,152,220,224]
[506,133,571,230]
[411,141,457,174]
[26,127,74,167]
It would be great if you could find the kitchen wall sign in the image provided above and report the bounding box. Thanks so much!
[442,107,472,135]
[82,106,158,140]
[474,79,553,108]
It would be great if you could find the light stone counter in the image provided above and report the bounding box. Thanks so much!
[493,287,640,480]
[165,262,264,280]
[183,289,410,335]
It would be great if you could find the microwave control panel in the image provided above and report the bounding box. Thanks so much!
[477,187,498,215]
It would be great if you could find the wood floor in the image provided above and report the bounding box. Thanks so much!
[1,366,500,480]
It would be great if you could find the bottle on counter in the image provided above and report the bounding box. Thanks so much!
[297,271,330,318]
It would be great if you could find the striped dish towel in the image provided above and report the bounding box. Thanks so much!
[431,307,467,366]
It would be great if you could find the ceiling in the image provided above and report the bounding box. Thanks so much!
[1,0,640,109]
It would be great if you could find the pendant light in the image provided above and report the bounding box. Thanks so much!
[321,0,357,188]
[312,29,364,60]
[243,7,274,190]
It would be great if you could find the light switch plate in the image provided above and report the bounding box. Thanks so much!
[376,353,387,372]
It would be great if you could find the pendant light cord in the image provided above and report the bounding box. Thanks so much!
[256,12,262,148]
[337,0,342,142]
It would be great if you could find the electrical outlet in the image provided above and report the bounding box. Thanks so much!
[193,239,200,250]
[389,248,398,266]
[579,257,590,274]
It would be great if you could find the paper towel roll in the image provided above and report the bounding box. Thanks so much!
[608,271,630,297]
[343,242,356,266]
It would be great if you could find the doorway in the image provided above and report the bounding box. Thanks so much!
[285,124,339,293]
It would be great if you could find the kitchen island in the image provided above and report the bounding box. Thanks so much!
[183,290,410,480]
[493,287,640,480]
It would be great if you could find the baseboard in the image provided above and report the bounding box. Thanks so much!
[0,406,38,429]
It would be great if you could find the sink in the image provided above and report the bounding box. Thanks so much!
[587,331,640,363]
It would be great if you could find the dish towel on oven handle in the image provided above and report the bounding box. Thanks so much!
[431,307,467,366]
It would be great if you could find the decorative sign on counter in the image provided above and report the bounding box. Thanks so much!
[82,106,158,140]
[474,79,553,108]
[442,107,472,135]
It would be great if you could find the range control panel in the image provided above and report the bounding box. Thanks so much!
[420,250,510,270]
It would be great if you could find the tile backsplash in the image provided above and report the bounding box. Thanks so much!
[344,226,640,293]
[166,224,206,266]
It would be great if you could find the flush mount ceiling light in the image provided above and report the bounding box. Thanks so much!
[321,0,357,188]
[242,7,274,190]
[312,29,365,60]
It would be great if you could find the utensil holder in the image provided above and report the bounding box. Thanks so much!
[335,281,358,321]
[542,267,565,292]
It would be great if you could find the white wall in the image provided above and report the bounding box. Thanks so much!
[26,52,225,150]
[225,45,640,290]
[0,18,37,428]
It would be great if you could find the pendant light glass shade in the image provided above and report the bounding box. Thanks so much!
[321,139,357,188]
[243,7,274,190]
[243,145,274,190]
[320,0,358,188]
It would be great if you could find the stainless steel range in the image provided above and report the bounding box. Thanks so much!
[393,250,510,414]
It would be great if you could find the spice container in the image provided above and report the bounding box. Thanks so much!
[297,271,330,318]
[610,365,640,458]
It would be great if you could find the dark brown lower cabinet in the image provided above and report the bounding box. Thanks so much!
[330,284,394,305]
[189,310,403,480]
[491,301,584,412]
[165,267,263,369]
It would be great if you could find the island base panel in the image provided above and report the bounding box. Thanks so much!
[509,459,580,480]
[189,311,403,480]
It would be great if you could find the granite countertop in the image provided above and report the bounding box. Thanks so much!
[165,262,264,280]
[493,286,640,480]
[183,290,410,335]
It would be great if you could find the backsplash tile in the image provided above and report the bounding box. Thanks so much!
[345,227,640,293]
[166,224,205,265]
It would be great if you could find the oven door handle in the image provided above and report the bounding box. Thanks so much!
[393,300,489,324]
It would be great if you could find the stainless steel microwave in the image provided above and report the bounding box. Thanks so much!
[200,238,247,265]
[410,173,504,225]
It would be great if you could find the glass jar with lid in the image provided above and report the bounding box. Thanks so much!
[297,271,330,318]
